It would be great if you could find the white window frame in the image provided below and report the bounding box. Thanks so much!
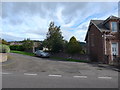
[111,42,118,56]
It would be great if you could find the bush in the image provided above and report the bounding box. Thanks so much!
[0,44,10,53]
[10,45,24,51]
[66,36,82,54]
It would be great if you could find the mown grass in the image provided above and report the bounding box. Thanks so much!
[50,56,90,63]
[10,50,35,56]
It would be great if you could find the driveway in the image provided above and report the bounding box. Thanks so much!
[2,53,119,88]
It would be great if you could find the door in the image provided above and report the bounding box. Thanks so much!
[111,42,118,56]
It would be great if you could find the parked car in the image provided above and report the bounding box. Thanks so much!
[34,50,50,58]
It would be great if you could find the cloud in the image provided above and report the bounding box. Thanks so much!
[2,2,118,42]
[1,33,23,41]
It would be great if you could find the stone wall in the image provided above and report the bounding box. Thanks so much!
[51,52,90,61]
[0,53,8,62]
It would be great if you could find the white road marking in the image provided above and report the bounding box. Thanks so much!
[48,74,62,77]
[24,73,37,76]
[2,72,12,75]
[98,76,112,79]
[73,76,87,78]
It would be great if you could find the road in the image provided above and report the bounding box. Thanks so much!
[1,53,119,88]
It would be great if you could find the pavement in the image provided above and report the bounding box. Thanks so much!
[1,53,119,88]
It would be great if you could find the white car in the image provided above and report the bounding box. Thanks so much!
[34,50,50,58]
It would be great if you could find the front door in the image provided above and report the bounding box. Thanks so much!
[111,42,118,60]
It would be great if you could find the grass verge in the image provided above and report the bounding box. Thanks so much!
[50,56,90,63]
[10,51,89,63]
[10,50,35,56]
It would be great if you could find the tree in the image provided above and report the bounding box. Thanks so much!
[0,38,9,45]
[0,44,10,53]
[10,45,24,51]
[22,38,33,52]
[62,39,68,52]
[66,36,82,54]
[44,22,64,53]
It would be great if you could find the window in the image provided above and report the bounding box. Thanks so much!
[111,22,118,32]
[111,42,118,55]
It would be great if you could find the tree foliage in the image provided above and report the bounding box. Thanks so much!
[22,38,33,52]
[0,38,9,45]
[66,36,82,54]
[44,22,64,53]
[10,45,24,51]
[0,44,10,53]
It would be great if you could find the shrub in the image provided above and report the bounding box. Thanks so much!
[22,38,33,52]
[66,36,82,54]
[10,45,24,51]
[0,44,10,53]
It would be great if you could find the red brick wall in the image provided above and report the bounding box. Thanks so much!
[106,20,120,63]
[118,41,120,57]
[87,24,104,62]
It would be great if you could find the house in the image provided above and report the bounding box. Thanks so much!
[10,42,23,45]
[9,40,41,53]
[43,47,49,51]
[85,16,120,64]
[32,41,41,53]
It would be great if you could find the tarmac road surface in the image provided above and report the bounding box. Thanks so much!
[1,53,119,88]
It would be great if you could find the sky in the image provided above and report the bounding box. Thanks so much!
[1,2,119,42]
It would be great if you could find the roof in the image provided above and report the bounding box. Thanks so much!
[79,42,86,46]
[91,16,120,31]
[85,15,120,41]
[91,20,110,31]
[105,15,120,21]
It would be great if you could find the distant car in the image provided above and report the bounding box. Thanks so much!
[34,50,50,58]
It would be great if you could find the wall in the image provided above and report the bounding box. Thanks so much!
[86,19,120,64]
[0,53,8,62]
[87,24,104,62]
[51,52,90,61]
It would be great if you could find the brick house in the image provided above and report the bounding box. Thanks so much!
[85,16,120,64]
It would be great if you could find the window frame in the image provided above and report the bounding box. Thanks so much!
[111,42,118,56]
[111,22,118,32]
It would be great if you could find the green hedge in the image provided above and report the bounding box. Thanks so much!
[10,45,24,51]
[0,44,10,53]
